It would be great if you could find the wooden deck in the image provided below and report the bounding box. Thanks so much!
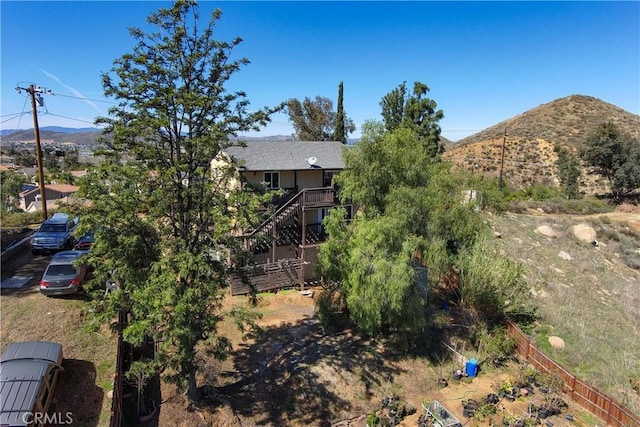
[230,258,305,296]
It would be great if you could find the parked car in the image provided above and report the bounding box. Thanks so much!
[0,341,64,427]
[73,230,95,251]
[39,250,90,296]
[30,213,78,255]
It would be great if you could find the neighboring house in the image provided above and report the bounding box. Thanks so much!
[213,140,352,293]
[70,169,88,179]
[15,167,38,180]
[19,184,79,212]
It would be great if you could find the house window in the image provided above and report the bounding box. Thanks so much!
[264,172,280,189]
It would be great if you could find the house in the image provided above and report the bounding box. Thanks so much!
[213,140,352,293]
[19,184,79,212]
[15,167,38,180]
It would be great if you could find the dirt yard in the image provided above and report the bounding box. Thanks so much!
[153,290,600,427]
[0,279,117,427]
[3,204,637,426]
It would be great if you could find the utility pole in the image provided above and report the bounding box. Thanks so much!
[16,84,48,221]
[498,128,507,190]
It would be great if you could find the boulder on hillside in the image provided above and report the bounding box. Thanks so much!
[548,336,565,350]
[558,251,572,260]
[572,223,596,243]
[536,225,559,238]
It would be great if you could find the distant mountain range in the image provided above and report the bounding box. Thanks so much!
[3,94,638,194]
[0,126,100,136]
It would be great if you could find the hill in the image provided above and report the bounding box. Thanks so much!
[1,129,105,147]
[1,128,300,146]
[443,95,640,193]
[0,126,100,137]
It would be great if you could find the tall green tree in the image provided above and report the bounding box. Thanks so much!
[288,94,355,141]
[333,81,347,144]
[319,124,487,336]
[379,83,407,133]
[580,122,640,202]
[12,150,36,168]
[379,81,444,157]
[554,145,582,199]
[79,0,279,400]
[0,170,27,213]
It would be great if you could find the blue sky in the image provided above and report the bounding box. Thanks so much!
[1,1,638,141]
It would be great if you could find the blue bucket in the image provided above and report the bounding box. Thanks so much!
[466,358,478,377]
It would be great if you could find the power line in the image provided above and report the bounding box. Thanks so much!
[0,112,30,125]
[1,111,30,118]
[10,94,31,130]
[52,92,116,105]
[42,112,97,125]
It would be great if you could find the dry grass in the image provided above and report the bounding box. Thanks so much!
[485,209,640,416]
[0,287,117,427]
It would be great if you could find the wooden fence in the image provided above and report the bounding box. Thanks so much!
[109,310,127,427]
[506,320,639,427]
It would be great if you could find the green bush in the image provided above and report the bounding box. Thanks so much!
[456,238,537,326]
[506,197,613,215]
[521,184,561,201]
[366,411,379,427]
[315,288,348,331]
[476,327,517,367]
[0,211,42,228]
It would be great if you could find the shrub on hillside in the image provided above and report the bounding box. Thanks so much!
[505,197,613,215]
[592,220,640,270]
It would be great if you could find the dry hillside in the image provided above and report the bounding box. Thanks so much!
[443,95,640,193]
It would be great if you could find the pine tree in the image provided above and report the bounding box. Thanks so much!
[333,81,347,144]
[78,1,280,400]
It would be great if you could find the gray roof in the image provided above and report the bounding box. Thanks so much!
[1,341,62,364]
[224,140,346,171]
[1,341,63,426]
[0,360,49,426]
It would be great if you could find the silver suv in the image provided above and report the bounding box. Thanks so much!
[0,341,64,427]
[30,213,77,255]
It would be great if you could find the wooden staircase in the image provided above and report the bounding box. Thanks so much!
[233,187,339,292]
[243,189,304,252]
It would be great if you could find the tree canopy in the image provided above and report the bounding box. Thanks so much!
[287,86,355,141]
[379,81,445,157]
[554,145,582,200]
[319,124,490,336]
[78,0,279,400]
[580,121,640,202]
[0,170,27,213]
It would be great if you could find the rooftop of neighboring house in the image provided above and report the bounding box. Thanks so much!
[223,140,347,171]
[25,197,77,212]
[19,184,80,197]
[16,167,38,177]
